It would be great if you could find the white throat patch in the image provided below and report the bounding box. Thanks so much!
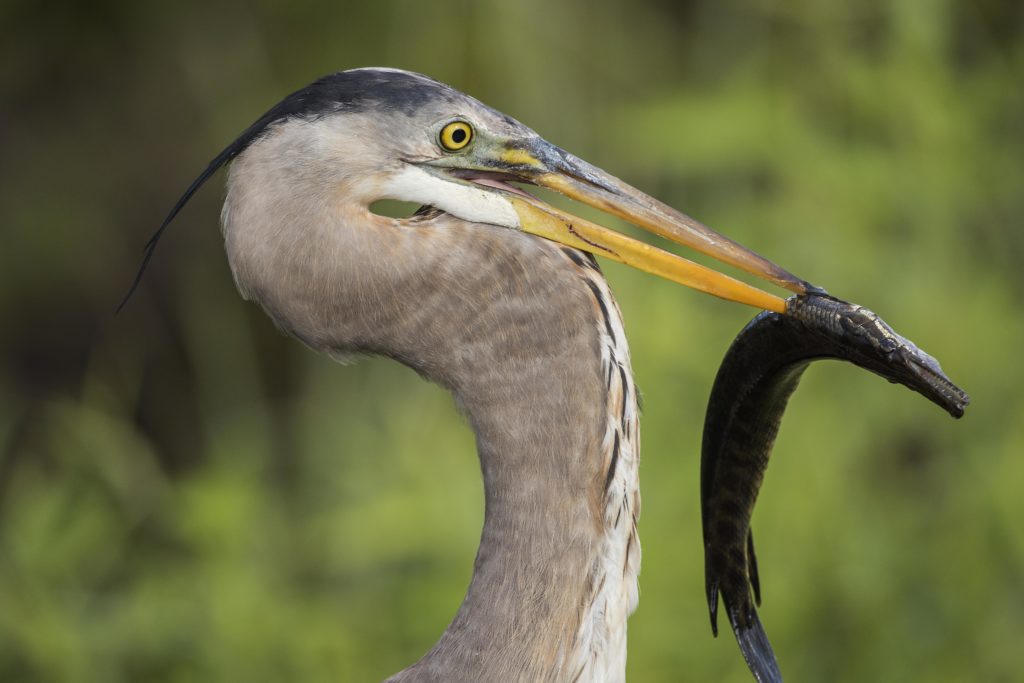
[380,165,520,229]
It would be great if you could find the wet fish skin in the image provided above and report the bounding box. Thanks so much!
[701,292,969,682]
[786,295,968,418]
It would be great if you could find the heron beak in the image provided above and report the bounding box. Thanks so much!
[495,141,816,313]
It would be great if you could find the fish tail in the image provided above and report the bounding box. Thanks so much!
[731,607,782,683]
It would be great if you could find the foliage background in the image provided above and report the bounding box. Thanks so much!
[2,0,1022,681]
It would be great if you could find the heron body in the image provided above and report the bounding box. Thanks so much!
[134,67,814,681]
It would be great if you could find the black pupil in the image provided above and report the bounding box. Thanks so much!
[451,127,467,144]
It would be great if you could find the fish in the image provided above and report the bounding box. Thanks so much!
[700,292,970,682]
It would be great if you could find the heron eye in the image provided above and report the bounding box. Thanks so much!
[439,121,473,151]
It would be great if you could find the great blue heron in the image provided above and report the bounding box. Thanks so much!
[125,67,819,681]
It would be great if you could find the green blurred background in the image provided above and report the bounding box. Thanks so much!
[2,0,1022,681]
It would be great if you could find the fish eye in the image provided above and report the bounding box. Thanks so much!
[439,120,473,151]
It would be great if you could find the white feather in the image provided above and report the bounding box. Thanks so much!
[380,165,521,229]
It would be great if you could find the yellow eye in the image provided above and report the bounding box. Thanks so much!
[439,121,473,151]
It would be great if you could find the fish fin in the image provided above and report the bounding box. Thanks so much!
[707,578,720,637]
[731,608,783,683]
[747,530,762,607]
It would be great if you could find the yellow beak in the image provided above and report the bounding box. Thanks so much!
[497,142,815,314]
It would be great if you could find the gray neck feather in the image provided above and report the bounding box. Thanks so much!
[223,135,629,682]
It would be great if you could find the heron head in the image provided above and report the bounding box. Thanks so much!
[122,68,815,313]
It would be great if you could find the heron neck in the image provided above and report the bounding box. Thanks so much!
[390,249,641,683]
[223,190,642,679]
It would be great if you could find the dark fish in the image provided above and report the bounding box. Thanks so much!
[700,292,969,682]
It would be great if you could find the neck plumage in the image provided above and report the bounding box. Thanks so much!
[220,158,641,679]
[387,250,641,683]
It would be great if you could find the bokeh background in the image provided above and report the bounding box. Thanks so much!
[2,0,1022,681]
